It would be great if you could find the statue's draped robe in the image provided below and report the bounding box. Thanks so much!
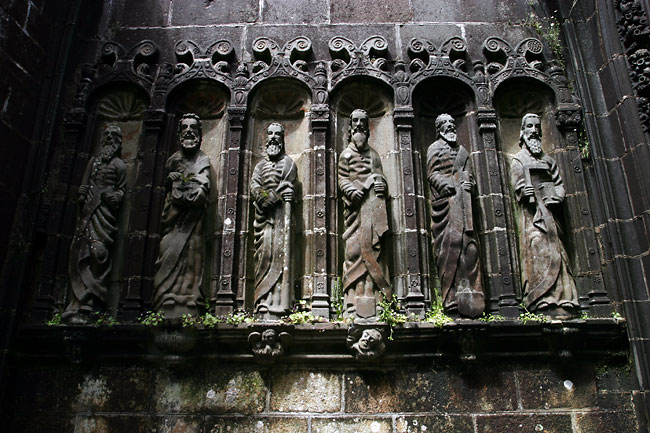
[338,143,390,300]
[68,156,126,310]
[511,148,578,310]
[427,140,482,310]
[153,150,210,311]
[250,154,297,314]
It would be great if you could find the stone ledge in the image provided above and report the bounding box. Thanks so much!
[12,318,628,366]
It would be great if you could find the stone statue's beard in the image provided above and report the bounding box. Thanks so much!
[101,145,117,162]
[266,142,282,158]
[181,133,200,152]
[441,131,457,144]
[524,135,542,155]
[351,128,368,148]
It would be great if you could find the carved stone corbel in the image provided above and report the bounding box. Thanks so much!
[346,325,386,361]
[248,329,292,364]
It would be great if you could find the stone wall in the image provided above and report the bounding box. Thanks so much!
[6,358,638,433]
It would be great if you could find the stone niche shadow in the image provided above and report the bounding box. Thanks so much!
[79,83,149,316]
[165,79,230,306]
[412,77,479,306]
[493,78,569,300]
[242,78,311,308]
[329,77,396,290]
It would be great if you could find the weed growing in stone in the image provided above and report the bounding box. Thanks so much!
[224,310,254,326]
[424,299,453,327]
[283,300,324,324]
[46,312,62,326]
[378,294,408,340]
[518,304,550,324]
[93,312,118,327]
[139,310,164,326]
[478,312,506,323]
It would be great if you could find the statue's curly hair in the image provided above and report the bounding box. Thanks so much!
[177,112,202,137]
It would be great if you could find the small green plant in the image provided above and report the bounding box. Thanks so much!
[224,310,254,326]
[46,312,62,326]
[611,311,623,320]
[283,300,324,324]
[519,304,550,324]
[330,277,345,321]
[94,312,118,327]
[181,312,222,328]
[522,5,565,69]
[579,310,590,320]
[378,294,408,340]
[424,299,454,327]
[139,310,164,326]
[578,129,590,159]
[478,312,506,323]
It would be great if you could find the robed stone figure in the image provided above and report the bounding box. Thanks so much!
[338,109,391,320]
[511,113,578,317]
[427,114,484,317]
[250,123,297,320]
[64,125,126,323]
[153,113,210,318]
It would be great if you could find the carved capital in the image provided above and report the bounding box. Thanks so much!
[476,109,497,131]
[555,106,582,130]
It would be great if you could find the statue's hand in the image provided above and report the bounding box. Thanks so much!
[78,185,90,201]
[522,185,535,198]
[104,192,120,206]
[167,171,182,182]
[440,183,455,197]
[281,190,294,202]
[350,188,364,202]
[374,179,386,197]
[461,180,473,192]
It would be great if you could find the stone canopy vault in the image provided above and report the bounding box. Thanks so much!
[2,0,650,432]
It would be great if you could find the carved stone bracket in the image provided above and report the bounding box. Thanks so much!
[248,329,292,364]
[328,35,391,87]
[346,325,386,361]
[250,36,314,87]
[172,40,234,83]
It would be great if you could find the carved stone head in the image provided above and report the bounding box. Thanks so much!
[519,113,543,156]
[265,122,285,160]
[347,109,370,149]
[435,113,457,145]
[350,328,386,361]
[101,125,122,161]
[178,113,202,155]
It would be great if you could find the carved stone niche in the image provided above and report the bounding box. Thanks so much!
[330,78,396,320]
[244,78,311,319]
[495,79,580,318]
[64,85,148,323]
[412,77,485,318]
[155,80,229,318]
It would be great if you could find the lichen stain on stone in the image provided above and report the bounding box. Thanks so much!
[225,378,241,404]
[77,375,111,409]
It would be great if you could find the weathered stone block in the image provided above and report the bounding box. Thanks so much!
[207,416,308,433]
[411,0,528,23]
[345,366,517,413]
[73,366,153,412]
[517,362,598,410]
[11,365,84,415]
[75,416,154,433]
[9,416,75,433]
[157,416,205,433]
[270,370,341,412]
[330,0,412,23]
[262,0,328,24]
[154,367,267,414]
[312,418,392,433]
[395,415,474,433]
[476,414,573,433]
[170,0,258,25]
[575,411,638,432]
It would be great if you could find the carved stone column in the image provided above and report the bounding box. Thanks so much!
[31,110,88,322]
[119,108,166,321]
[476,109,519,317]
[394,107,425,317]
[555,106,612,316]
[214,105,247,315]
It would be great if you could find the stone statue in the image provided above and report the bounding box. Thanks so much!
[248,329,292,364]
[511,113,578,317]
[338,109,390,320]
[64,125,126,324]
[250,123,297,320]
[427,114,484,318]
[153,113,210,318]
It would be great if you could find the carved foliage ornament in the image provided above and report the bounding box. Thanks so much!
[251,36,314,84]
[329,35,390,84]
[172,40,234,84]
